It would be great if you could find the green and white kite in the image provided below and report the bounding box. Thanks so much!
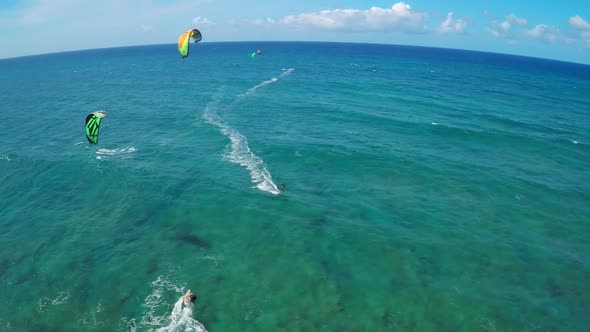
[85,111,107,144]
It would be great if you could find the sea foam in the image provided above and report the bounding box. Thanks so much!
[202,69,294,195]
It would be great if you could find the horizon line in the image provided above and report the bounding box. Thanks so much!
[1,40,589,67]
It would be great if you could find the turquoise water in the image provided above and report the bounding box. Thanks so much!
[1,42,589,331]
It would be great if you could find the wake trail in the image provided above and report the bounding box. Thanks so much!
[154,297,207,332]
[203,99,281,195]
[129,276,207,332]
[234,68,294,103]
[202,69,294,195]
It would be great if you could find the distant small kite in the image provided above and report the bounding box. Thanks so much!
[250,50,262,59]
[178,28,203,58]
[85,111,107,144]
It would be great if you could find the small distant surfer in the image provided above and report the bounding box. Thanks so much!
[278,183,286,194]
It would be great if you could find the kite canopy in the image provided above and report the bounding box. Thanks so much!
[251,50,262,59]
[85,111,107,144]
[178,29,203,58]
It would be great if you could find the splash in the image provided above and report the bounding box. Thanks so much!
[155,297,207,332]
[138,276,207,332]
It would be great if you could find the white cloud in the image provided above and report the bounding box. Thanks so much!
[193,16,214,26]
[505,13,527,26]
[436,12,467,34]
[568,15,590,30]
[581,31,590,48]
[140,24,153,32]
[487,13,527,39]
[270,2,427,32]
[487,20,510,38]
[252,18,276,26]
[487,29,500,38]
[525,24,560,42]
[500,21,511,31]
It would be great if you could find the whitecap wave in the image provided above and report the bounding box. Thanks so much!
[79,302,104,329]
[0,154,10,161]
[571,140,579,144]
[37,291,70,312]
[51,292,70,305]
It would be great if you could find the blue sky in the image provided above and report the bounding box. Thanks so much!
[1,0,589,64]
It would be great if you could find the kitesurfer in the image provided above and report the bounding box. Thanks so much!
[183,289,197,308]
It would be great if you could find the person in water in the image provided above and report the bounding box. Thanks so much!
[183,289,197,308]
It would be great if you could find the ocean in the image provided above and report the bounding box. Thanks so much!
[0,42,589,331]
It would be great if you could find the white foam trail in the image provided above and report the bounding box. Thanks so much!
[248,77,277,93]
[75,141,84,145]
[140,276,207,332]
[96,147,137,156]
[236,68,294,100]
[155,297,207,332]
[202,69,294,195]
[431,122,439,126]
[0,154,10,161]
[95,147,136,160]
[203,102,281,195]
[571,140,579,144]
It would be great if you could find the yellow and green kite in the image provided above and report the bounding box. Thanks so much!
[178,29,202,58]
